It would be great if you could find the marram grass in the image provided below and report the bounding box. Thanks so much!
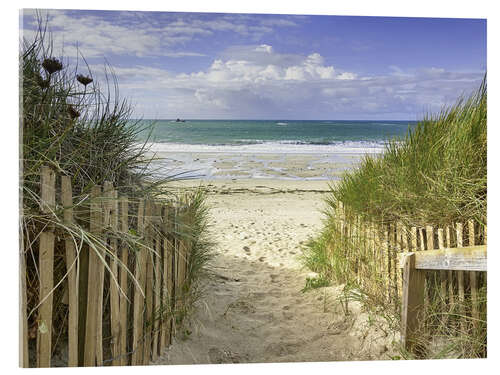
[330,79,486,228]
[302,79,487,359]
[21,15,213,366]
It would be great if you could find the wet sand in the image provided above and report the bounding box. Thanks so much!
[148,152,364,180]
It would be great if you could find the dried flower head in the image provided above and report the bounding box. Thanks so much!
[67,105,80,119]
[42,58,63,75]
[76,74,93,86]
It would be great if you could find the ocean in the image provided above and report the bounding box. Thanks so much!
[136,119,417,180]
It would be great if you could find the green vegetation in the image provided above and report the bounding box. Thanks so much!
[21,18,213,365]
[303,79,487,359]
[330,79,486,228]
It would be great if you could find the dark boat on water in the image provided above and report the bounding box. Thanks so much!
[175,118,186,122]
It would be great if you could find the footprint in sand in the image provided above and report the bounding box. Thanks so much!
[265,342,301,357]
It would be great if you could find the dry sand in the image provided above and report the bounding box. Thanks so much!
[153,179,398,365]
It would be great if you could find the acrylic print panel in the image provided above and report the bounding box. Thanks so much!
[19,7,486,368]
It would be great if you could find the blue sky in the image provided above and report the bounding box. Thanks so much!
[21,9,486,120]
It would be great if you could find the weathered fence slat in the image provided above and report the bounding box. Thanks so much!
[383,228,390,303]
[456,223,465,310]
[468,220,478,321]
[20,241,29,368]
[62,176,79,367]
[119,197,129,366]
[411,227,417,251]
[37,166,56,368]
[131,199,145,366]
[84,185,102,366]
[143,200,154,364]
[399,246,486,272]
[437,229,447,300]
[162,206,174,349]
[418,228,425,251]
[152,204,162,361]
[22,166,198,368]
[109,189,121,366]
[95,183,113,367]
[446,226,455,306]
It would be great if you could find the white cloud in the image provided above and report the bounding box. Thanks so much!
[21,10,300,59]
[182,47,344,84]
[60,42,482,120]
[255,44,273,53]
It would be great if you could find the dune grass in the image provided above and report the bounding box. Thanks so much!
[329,79,486,228]
[302,79,487,359]
[20,16,213,366]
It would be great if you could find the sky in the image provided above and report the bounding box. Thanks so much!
[20,9,486,120]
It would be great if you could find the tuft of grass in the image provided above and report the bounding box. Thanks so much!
[301,275,330,293]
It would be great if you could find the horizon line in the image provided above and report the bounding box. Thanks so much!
[132,118,418,122]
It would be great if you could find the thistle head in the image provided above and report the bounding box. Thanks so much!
[42,58,63,75]
[76,74,93,86]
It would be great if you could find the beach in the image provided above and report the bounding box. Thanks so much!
[144,121,401,364]
[148,150,368,181]
[153,176,398,364]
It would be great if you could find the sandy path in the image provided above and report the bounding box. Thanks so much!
[153,179,396,365]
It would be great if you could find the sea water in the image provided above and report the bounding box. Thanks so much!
[134,119,417,180]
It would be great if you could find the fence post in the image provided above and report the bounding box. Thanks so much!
[61,176,78,367]
[37,166,56,367]
[401,253,425,353]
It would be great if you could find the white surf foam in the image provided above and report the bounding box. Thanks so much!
[143,140,385,155]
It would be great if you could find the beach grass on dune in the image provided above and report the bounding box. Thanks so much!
[21,15,213,365]
[302,78,487,358]
[330,79,486,227]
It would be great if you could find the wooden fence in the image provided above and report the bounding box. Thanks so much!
[20,166,195,367]
[400,245,487,352]
[333,202,487,355]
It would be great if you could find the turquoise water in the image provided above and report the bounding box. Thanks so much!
[136,119,417,149]
[136,119,418,180]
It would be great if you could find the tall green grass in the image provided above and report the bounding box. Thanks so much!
[20,15,213,366]
[303,79,487,359]
[331,79,486,228]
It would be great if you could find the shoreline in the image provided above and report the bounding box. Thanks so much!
[165,178,333,194]
[146,151,367,181]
